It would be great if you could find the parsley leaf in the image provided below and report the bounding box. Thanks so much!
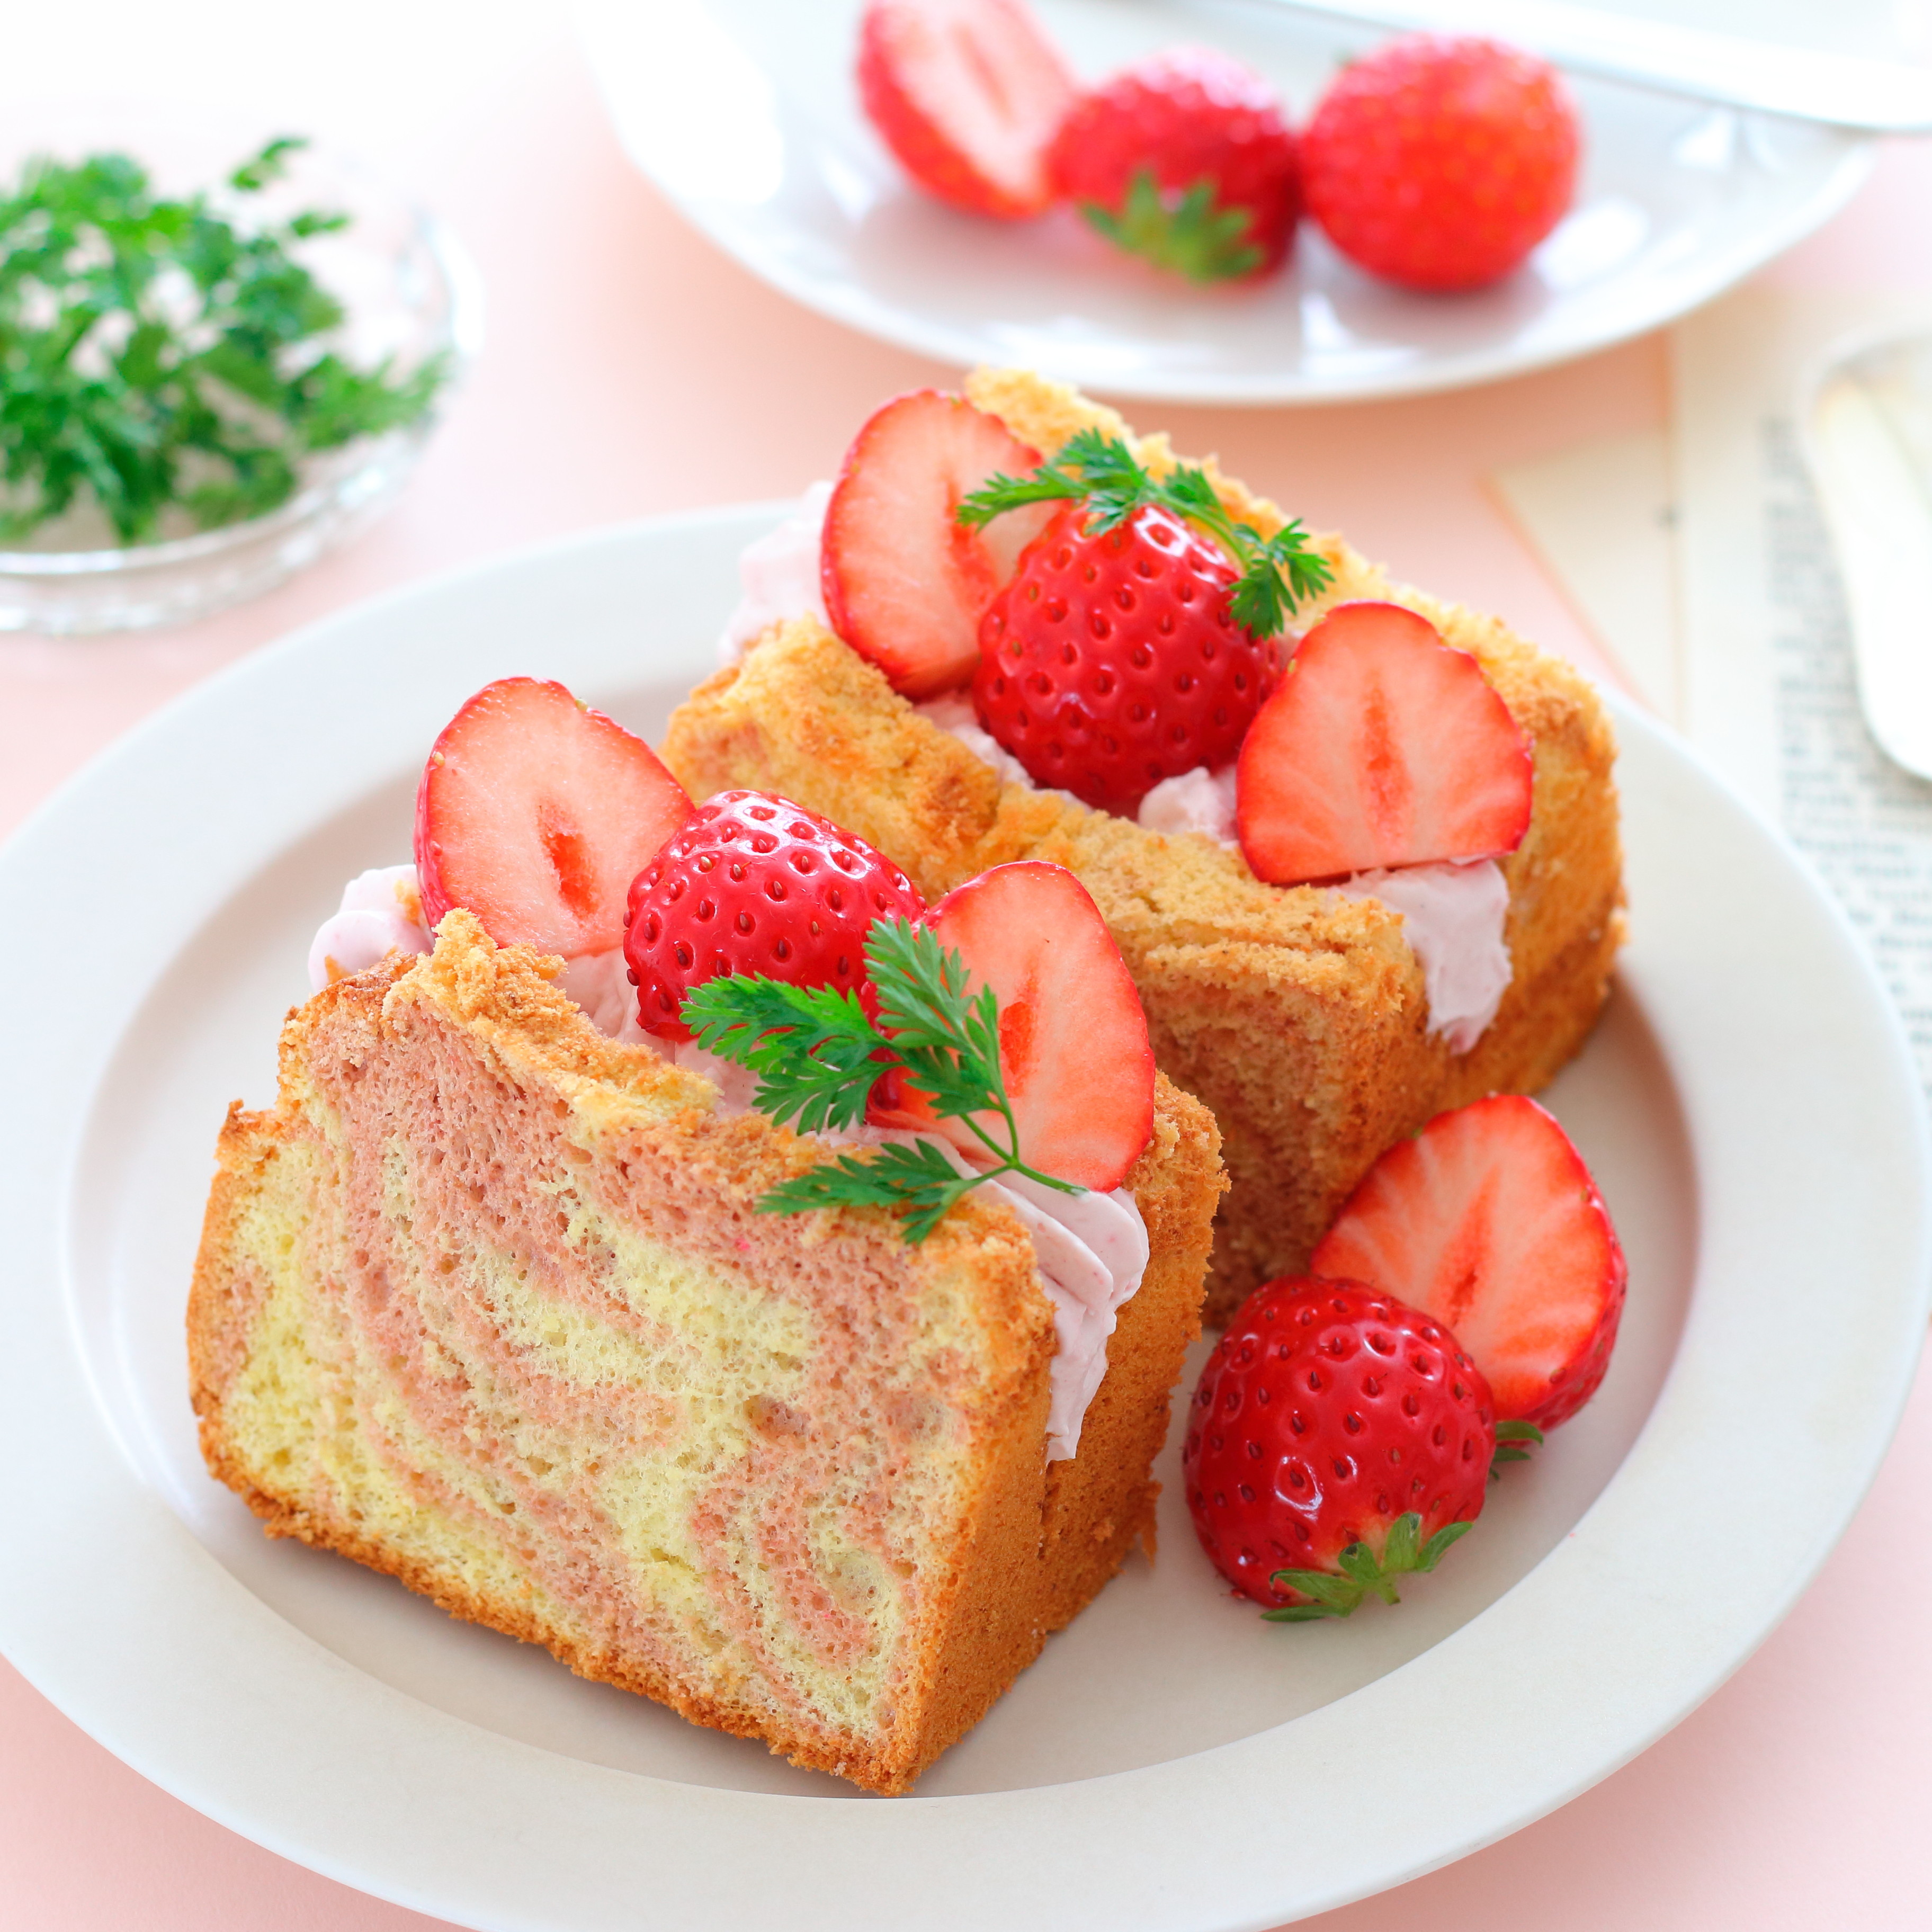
[955,430,1332,641]
[0,137,448,547]
[686,919,1082,1242]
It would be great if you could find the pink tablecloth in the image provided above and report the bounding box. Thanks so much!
[4,21,1929,1930]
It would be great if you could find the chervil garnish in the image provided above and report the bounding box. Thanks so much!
[954,428,1334,640]
[682,917,1080,1243]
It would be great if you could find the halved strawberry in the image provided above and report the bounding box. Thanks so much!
[857,0,1077,220]
[1236,601,1533,884]
[874,860,1155,1191]
[415,677,691,957]
[1310,1095,1626,1429]
[821,390,1052,700]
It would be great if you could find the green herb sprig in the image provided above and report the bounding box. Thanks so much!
[682,918,1080,1244]
[954,427,1333,640]
[0,136,446,547]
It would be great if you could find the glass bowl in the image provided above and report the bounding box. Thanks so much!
[0,114,481,636]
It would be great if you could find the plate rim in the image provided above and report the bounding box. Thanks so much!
[572,0,1877,406]
[0,506,1927,1931]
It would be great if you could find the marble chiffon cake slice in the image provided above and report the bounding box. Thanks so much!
[190,914,1222,1794]
[661,368,1624,1320]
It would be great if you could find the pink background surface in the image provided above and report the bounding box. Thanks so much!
[3,12,1929,1928]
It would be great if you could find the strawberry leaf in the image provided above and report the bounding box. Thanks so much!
[1489,1418,1546,1479]
[1262,1511,1475,1621]
[1079,167,1264,283]
[1417,1519,1475,1569]
[955,430,1332,641]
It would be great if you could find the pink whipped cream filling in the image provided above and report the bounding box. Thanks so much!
[1129,769,1512,1052]
[308,865,433,989]
[308,857,1140,1461]
[719,480,835,665]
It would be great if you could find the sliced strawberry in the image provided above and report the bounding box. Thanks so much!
[857,0,1077,220]
[1310,1095,1626,1429]
[415,677,691,957]
[874,861,1155,1190]
[1236,601,1533,884]
[821,390,1051,700]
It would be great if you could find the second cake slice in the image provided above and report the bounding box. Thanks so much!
[663,370,1624,1319]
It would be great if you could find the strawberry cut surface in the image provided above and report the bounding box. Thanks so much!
[1184,1276,1493,1610]
[1236,600,1533,884]
[857,0,1077,219]
[624,790,926,1040]
[876,860,1155,1192]
[1311,1095,1626,1429]
[822,389,1051,700]
[414,677,691,958]
[973,500,1281,815]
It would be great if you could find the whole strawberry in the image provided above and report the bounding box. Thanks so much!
[974,500,1278,814]
[1048,46,1301,281]
[956,431,1328,815]
[1184,1275,1495,1616]
[624,791,925,1039]
[1302,35,1578,292]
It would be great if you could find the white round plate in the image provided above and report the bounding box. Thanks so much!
[0,508,1926,1931]
[574,0,1874,405]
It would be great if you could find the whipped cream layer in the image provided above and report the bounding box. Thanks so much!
[1122,771,1513,1052]
[719,480,834,665]
[308,866,433,989]
[1138,764,1240,842]
[308,860,1143,1461]
[963,1158,1148,1462]
[1334,861,1512,1052]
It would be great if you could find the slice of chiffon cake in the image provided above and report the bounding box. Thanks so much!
[661,370,1624,1321]
[189,914,1223,1795]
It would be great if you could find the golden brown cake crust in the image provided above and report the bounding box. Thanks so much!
[661,370,1624,1321]
[189,917,1224,1795]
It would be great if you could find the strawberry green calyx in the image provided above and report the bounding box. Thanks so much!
[1080,167,1263,283]
[1263,1513,1474,1622]
[955,427,1333,641]
[1490,1418,1546,1478]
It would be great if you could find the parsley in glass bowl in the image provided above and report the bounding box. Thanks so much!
[0,121,478,635]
